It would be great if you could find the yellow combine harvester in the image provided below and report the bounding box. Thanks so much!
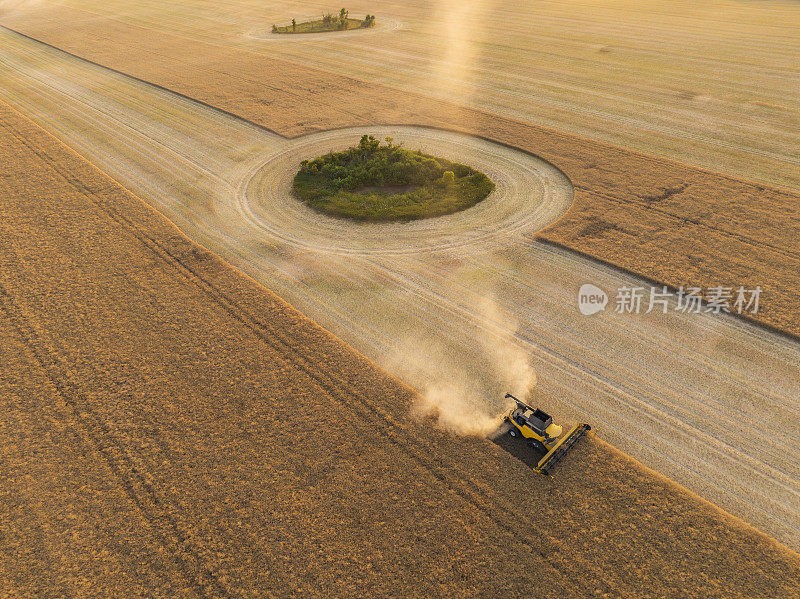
[503,393,591,475]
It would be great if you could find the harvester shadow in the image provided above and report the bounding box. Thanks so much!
[490,421,546,469]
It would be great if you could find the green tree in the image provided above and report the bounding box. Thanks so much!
[440,171,456,187]
[339,8,349,29]
[358,134,380,153]
[272,24,278,33]
[292,18,296,32]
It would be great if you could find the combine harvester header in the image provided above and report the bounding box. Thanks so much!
[503,393,591,475]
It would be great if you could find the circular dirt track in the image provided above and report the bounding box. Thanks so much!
[237,126,573,255]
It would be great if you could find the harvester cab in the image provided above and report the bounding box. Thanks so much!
[504,393,591,475]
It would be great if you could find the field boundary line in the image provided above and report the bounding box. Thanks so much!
[572,184,800,267]
[0,25,289,140]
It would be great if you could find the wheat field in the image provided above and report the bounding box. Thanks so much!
[1,26,798,551]
[2,1,799,336]
[2,1,800,594]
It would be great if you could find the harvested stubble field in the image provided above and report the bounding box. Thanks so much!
[1,1,799,337]
[2,95,800,598]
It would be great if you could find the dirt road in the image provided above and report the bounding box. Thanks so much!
[1,28,798,553]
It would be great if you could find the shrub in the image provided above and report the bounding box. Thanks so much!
[292,136,494,222]
[358,134,381,153]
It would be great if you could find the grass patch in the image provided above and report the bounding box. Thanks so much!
[273,11,375,34]
[292,135,494,222]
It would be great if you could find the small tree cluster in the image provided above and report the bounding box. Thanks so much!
[273,9,371,33]
[292,135,495,222]
[320,9,357,30]
[295,135,478,196]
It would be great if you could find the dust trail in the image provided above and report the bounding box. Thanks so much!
[388,295,536,436]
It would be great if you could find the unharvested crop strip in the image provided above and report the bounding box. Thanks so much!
[574,185,800,267]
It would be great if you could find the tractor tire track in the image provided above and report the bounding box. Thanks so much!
[0,284,232,599]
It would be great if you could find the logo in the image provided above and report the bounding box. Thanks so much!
[578,284,608,316]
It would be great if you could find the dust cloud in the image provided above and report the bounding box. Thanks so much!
[387,295,536,437]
